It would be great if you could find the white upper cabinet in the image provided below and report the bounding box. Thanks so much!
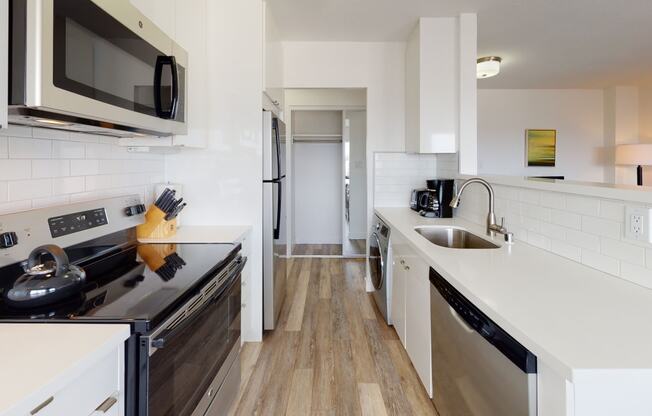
[263,1,284,119]
[1,0,8,130]
[405,17,463,154]
[127,0,207,148]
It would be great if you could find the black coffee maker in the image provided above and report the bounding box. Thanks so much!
[416,179,455,218]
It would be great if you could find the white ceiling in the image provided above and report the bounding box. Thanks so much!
[270,0,652,89]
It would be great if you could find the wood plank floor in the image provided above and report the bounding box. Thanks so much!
[228,258,438,416]
[293,244,343,256]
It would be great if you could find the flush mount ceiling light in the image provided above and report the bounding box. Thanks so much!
[477,56,502,79]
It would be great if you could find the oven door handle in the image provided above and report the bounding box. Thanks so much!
[151,256,247,350]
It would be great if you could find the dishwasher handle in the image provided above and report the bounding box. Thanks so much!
[430,267,537,374]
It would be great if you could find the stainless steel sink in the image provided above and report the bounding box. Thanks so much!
[414,226,500,249]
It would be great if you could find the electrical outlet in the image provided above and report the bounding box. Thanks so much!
[625,206,652,242]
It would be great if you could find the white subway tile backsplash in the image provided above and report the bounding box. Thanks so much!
[85,143,113,160]
[519,189,540,205]
[70,159,99,176]
[32,160,70,178]
[566,229,601,251]
[600,238,646,266]
[53,176,85,195]
[540,222,568,240]
[581,250,620,276]
[8,179,52,201]
[0,137,8,158]
[565,196,600,216]
[52,140,85,159]
[32,195,70,209]
[619,262,652,289]
[0,160,32,181]
[85,175,113,191]
[527,232,551,250]
[0,128,164,215]
[581,216,621,239]
[446,179,651,284]
[8,137,52,159]
[0,200,32,215]
[540,191,566,209]
[550,209,582,230]
[550,239,582,262]
[374,152,437,207]
[0,182,7,203]
[599,200,625,222]
[0,125,32,138]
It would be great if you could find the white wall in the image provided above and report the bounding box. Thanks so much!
[605,86,640,185]
[347,110,367,239]
[293,142,342,244]
[0,125,164,214]
[138,0,264,341]
[478,89,605,182]
[639,86,652,184]
[283,42,406,239]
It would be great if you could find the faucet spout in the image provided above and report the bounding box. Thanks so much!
[450,178,505,238]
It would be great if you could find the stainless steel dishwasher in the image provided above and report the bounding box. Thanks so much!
[430,268,537,416]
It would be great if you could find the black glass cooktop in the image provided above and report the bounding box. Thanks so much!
[0,230,240,329]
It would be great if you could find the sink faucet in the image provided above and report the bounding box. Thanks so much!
[449,178,513,242]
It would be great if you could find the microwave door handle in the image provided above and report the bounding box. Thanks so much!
[154,56,178,119]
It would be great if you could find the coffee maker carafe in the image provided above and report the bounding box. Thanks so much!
[418,179,455,218]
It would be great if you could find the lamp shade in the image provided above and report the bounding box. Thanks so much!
[615,144,652,166]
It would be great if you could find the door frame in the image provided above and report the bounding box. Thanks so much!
[286,104,365,258]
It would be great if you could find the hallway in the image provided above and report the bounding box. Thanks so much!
[229,258,437,415]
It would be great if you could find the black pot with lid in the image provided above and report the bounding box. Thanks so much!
[4,244,86,308]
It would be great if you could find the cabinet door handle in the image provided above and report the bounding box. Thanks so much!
[95,396,118,413]
[30,397,53,415]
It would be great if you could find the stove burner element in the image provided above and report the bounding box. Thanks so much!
[5,244,86,308]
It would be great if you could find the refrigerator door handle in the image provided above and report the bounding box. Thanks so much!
[273,180,282,240]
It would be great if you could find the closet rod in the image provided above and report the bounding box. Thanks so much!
[293,139,342,144]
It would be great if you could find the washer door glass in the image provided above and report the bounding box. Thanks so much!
[368,233,384,290]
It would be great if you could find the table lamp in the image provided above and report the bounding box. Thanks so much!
[615,144,652,186]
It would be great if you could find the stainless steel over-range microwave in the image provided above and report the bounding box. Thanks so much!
[8,0,188,137]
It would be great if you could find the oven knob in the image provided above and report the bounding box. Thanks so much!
[124,204,146,216]
[375,224,380,230]
[0,231,18,249]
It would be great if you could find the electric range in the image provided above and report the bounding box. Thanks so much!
[0,196,245,416]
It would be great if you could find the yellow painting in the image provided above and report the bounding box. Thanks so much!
[526,129,556,167]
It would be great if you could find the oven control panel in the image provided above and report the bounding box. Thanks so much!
[48,208,108,238]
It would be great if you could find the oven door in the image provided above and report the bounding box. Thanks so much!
[14,0,187,136]
[145,257,244,416]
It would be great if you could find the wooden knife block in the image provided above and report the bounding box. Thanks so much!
[137,206,177,239]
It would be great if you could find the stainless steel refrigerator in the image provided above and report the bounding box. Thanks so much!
[263,110,287,330]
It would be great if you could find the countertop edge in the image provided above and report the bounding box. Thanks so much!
[0,324,130,414]
[138,225,252,244]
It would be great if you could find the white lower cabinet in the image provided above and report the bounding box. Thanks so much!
[404,246,432,397]
[391,232,407,347]
[390,230,432,397]
[25,344,124,416]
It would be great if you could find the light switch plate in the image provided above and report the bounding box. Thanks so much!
[625,206,652,242]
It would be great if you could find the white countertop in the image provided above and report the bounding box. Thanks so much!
[0,324,130,414]
[376,207,652,381]
[138,225,251,244]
